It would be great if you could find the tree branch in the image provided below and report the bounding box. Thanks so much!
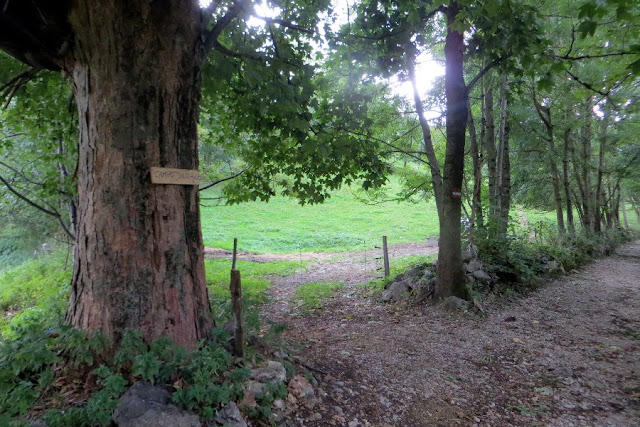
[566,70,609,97]
[1,66,41,108]
[199,168,249,191]
[0,160,46,186]
[346,129,429,166]
[254,16,314,34]
[555,51,637,61]
[466,57,502,91]
[200,0,220,28]
[0,173,74,239]
[203,0,247,54]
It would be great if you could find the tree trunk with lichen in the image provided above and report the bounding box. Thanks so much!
[62,1,213,349]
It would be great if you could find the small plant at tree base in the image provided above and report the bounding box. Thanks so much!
[244,381,288,421]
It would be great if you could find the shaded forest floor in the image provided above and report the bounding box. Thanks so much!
[256,240,640,426]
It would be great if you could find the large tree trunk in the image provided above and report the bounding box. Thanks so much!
[435,2,468,301]
[63,1,213,348]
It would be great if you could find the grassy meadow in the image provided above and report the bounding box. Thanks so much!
[199,179,564,254]
[200,181,440,254]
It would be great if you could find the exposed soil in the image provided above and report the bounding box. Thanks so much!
[250,241,640,426]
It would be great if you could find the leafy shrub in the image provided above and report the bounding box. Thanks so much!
[474,226,633,293]
[1,324,255,425]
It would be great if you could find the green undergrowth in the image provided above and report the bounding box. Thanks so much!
[293,281,344,314]
[1,255,304,337]
[0,324,271,426]
[0,256,306,425]
[0,253,71,336]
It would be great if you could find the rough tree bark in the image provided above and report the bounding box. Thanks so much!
[435,2,468,300]
[61,1,213,348]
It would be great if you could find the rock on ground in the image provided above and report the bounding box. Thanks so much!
[112,381,200,427]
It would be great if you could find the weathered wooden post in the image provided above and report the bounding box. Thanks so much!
[382,236,390,277]
[230,238,244,358]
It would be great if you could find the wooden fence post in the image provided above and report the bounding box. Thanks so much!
[230,238,244,358]
[382,235,390,277]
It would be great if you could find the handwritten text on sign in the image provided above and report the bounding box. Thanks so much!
[150,167,202,185]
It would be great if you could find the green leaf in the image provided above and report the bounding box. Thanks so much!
[577,20,598,38]
[627,58,640,75]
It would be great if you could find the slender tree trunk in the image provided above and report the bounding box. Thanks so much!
[572,188,585,226]
[562,111,574,232]
[594,112,608,233]
[63,1,213,349]
[483,84,497,221]
[621,187,630,228]
[610,183,620,228]
[435,2,468,301]
[467,97,483,235]
[496,76,510,236]
[408,48,442,212]
[532,91,564,232]
[581,100,595,231]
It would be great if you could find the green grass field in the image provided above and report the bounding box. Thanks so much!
[201,182,440,254]
[200,179,563,254]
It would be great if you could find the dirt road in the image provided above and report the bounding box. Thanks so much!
[260,241,640,426]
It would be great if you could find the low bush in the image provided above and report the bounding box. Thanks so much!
[474,226,634,293]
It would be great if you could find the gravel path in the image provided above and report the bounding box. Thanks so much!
[260,240,640,426]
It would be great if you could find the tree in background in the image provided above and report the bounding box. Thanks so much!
[349,0,546,299]
[505,0,640,235]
